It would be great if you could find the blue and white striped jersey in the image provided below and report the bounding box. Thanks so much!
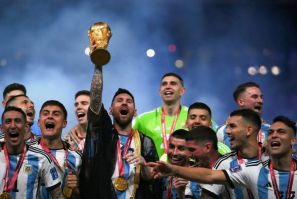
[37,144,82,199]
[111,134,139,199]
[201,151,261,199]
[0,145,61,199]
[162,177,201,199]
[216,123,270,148]
[225,159,297,199]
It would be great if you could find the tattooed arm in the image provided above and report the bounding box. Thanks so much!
[49,186,65,199]
[89,65,103,115]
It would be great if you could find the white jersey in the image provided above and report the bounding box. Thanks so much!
[36,143,82,199]
[217,123,270,148]
[0,145,61,199]
[201,151,260,199]
[224,159,297,199]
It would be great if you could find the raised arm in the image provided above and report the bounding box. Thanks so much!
[89,65,103,115]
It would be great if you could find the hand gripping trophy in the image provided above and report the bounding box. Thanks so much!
[88,22,112,66]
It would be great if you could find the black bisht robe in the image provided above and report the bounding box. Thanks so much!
[79,106,117,199]
[79,105,161,199]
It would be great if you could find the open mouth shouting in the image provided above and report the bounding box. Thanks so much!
[270,140,281,149]
[76,111,86,121]
[254,105,262,113]
[163,90,174,98]
[26,109,35,124]
[45,121,55,131]
[7,129,20,142]
[119,108,129,116]
[26,110,34,117]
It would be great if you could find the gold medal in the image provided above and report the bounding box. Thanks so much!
[0,192,12,199]
[63,186,73,198]
[63,161,67,170]
[114,177,128,191]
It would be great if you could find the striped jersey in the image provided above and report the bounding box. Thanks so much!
[0,145,61,199]
[35,143,82,199]
[162,177,201,199]
[216,123,270,148]
[111,134,140,199]
[224,159,297,199]
[201,151,260,199]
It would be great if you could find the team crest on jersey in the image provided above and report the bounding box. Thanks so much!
[50,167,59,180]
[24,164,33,174]
[229,164,242,173]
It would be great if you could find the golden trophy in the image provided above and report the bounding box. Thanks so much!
[88,22,112,66]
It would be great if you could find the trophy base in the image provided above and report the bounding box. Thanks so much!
[90,49,111,66]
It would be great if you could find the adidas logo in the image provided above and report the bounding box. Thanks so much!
[264,182,272,188]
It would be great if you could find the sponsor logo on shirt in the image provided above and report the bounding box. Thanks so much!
[264,182,272,189]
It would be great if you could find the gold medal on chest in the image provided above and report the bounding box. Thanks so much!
[0,192,12,199]
[114,177,128,191]
[63,186,73,198]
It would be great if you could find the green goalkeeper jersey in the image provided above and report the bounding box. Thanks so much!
[133,106,188,158]
[133,106,231,159]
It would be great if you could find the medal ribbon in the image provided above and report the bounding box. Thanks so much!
[40,139,69,172]
[167,177,173,199]
[117,131,134,177]
[161,108,181,154]
[30,133,35,141]
[270,161,296,199]
[3,144,27,192]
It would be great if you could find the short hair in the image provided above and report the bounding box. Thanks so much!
[170,129,188,140]
[188,102,212,117]
[75,90,90,100]
[161,72,184,86]
[5,94,28,108]
[272,115,296,135]
[40,100,67,120]
[3,83,27,99]
[186,126,218,150]
[233,82,260,102]
[1,106,27,123]
[111,88,135,104]
[230,109,261,132]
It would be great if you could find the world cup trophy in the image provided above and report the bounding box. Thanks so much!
[88,22,112,66]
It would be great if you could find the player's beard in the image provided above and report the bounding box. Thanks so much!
[114,116,133,129]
